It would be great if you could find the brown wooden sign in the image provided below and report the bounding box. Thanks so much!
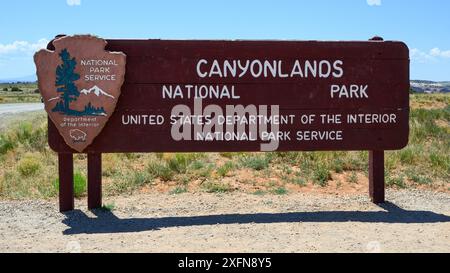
[47,38,409,153]
[36,35,410,211]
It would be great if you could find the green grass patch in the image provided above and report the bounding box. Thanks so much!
[386,174,407,189]
[313,164,331,187]
[54,171,86,198]
[408,172,432,185]
[147,160,174,181]
[429,152,448,170]
[169,186,187,194]
[272,187,288,195]
[252,190,266,195]
[348,172,358,184]
[239,153,270,170]
[100,203,115,211]
[202,180,232,193]
[284,171,307,187]
[132,171,152,187]
[398,147,416,165]
[217,161,234,177]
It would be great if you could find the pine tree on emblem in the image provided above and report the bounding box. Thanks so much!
[53,49,80,114]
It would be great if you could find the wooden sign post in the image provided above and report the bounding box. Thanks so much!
[36,35,409,212]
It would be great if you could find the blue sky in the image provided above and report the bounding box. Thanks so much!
[0,0,449,81]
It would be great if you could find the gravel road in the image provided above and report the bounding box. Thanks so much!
[0,103,43,115]
[0,189,449,253]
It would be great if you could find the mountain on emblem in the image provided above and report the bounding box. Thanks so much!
[80,85,115,99]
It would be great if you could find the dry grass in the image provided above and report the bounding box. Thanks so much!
[0,83,41,103]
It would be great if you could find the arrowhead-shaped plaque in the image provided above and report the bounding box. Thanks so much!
[34,35,126,152]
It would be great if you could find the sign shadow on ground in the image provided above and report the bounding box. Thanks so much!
[62,202,450,235]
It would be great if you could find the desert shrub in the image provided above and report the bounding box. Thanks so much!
[385,152,401,172]
[147,160,174,181]
[167,153,190,173]
[132,171,152,187]
[164,153,203,173]
[273,152,301,164]
[217,161,234,177]
[429,151,449,170]
[272,187,288,195]
[339,151,367,171]
[289,175,307,186]
[27,123,47,151]
[399,146,420,165]
[0,134,15,155]
[239,153,270,170]
[386,175,406,189]
[105,172,138,195]
[102,154,120,177]
[190,160,205,170]
[331,157,344,173]
[408,172,432,185]
[147,154,205,181]
[17,154,41,177]
[313,164,331,187]
[348,172,358,184]
[410,107,450,142]
[10,86,21,92]
[3,120,47,152]
[169,186,187,194]
[202,180,232,193]
[193,163,214,178]
[16,122,33,143]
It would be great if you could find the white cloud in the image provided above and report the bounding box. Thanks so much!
[367,0,381,6]
[429,48,450,58]
[67,0,81,6]
[410,47,450,63]
[0,38,49,55]
[0,38,49,79]
[410,48,435,63]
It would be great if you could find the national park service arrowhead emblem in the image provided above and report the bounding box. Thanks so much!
[34,35,126,152]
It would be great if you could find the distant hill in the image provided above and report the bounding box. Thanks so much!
[1,75,449,94]
[0,74,37,83]
[410,80,450,93]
